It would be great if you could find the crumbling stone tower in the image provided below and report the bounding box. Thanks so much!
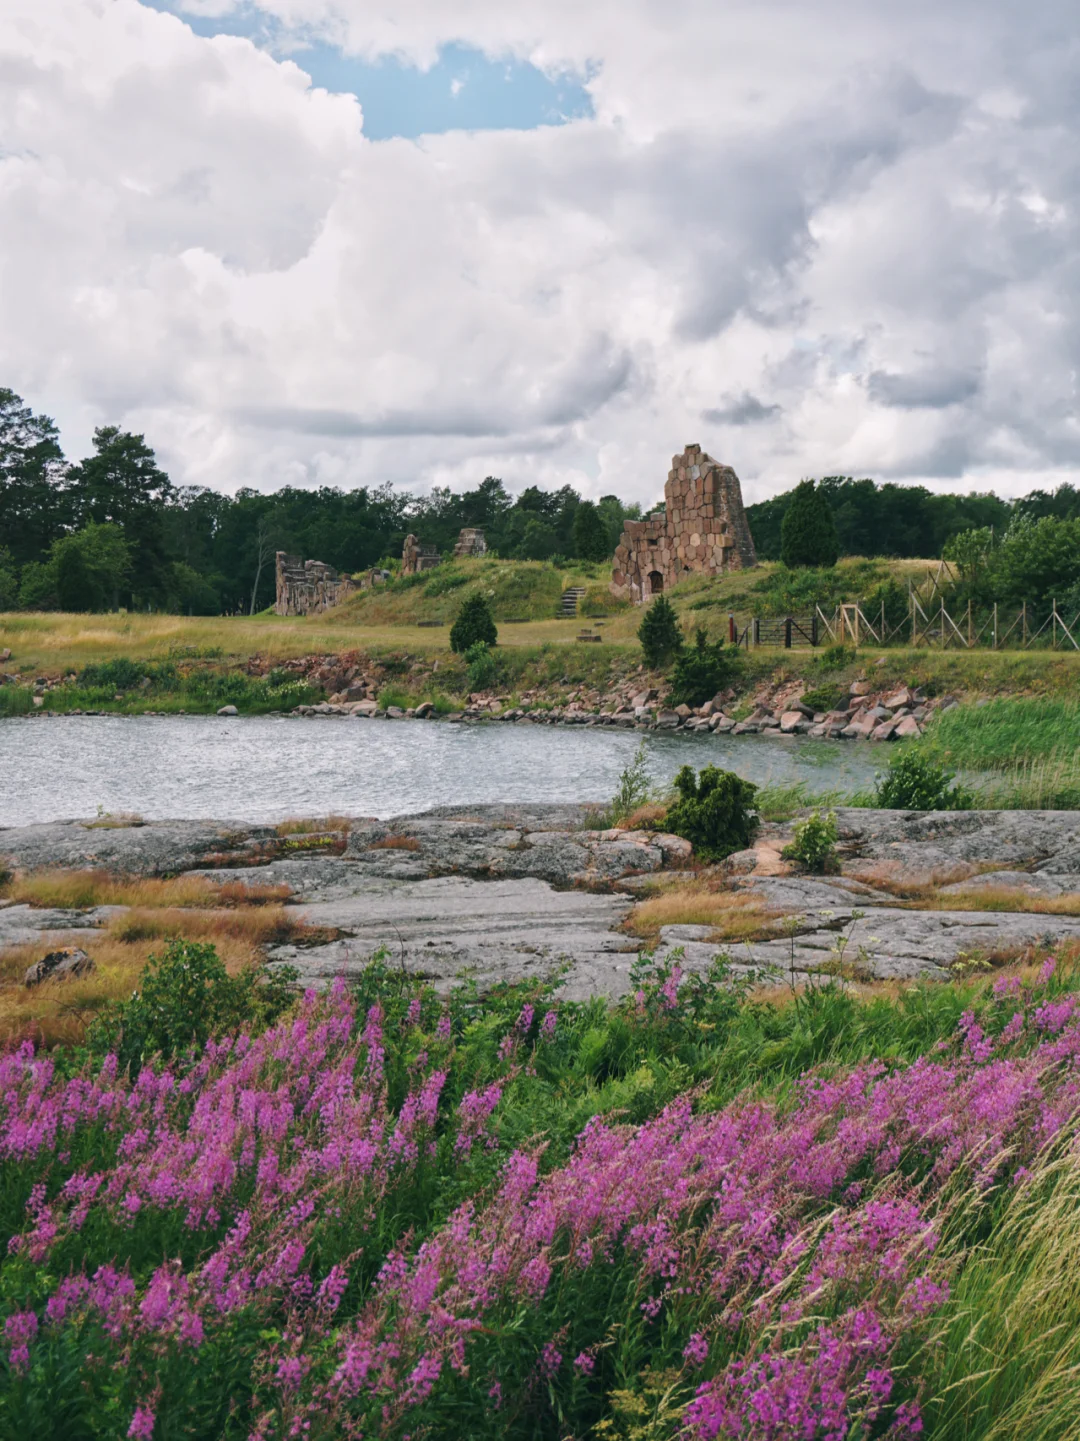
[610,444,756,603]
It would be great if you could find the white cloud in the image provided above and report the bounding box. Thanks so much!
[1,0,1080,507]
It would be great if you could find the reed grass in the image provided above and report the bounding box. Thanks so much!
[275,816,352,836]
[920,1141,1080,1440]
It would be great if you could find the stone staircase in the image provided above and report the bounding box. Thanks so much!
[557,586,586,617]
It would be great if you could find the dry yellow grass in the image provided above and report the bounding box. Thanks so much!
[625,880,783,944]
[916,885,1080,916]
[0,931,263,1049]
[3,869,290,910]
[106,905,299,945]
[365,836,422,852]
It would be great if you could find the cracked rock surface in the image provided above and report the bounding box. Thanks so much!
[3,806,1080,999]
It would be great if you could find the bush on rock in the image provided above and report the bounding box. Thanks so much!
[450,593,498,653]
[665,764,758,860]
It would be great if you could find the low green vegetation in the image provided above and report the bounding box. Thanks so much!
[5,946,1080,1438]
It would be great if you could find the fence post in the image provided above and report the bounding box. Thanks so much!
[993,602,998,651]
[910,588,917,646]
[728,613,736,644]
[1053,600,1059,650]
[784,617,792,649]
[1022,602,1028,648]
[967,599,973,647]
[811,613,818,647]
[754,617,760,647]
[940,601,946,649]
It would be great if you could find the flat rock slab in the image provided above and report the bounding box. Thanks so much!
[833,809,1080,875]
[267,875,639,1001]
[0,903,116,951]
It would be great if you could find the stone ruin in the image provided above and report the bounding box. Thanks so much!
[401,534,442,575]
[403,527,487,574]
[275,552,355,617]
[610,443,757,604]
[452,527,487,559]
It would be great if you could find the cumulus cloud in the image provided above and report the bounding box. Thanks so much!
[1,0,1079,504]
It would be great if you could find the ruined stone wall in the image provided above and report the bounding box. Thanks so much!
[402,535,442,575]
[275,553,355,617]
[610,444,757,604]
[452,527,487,559]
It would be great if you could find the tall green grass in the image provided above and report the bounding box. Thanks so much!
[926,697,1080,768]
[919,1142,1080,1440]
[0,686,32,717]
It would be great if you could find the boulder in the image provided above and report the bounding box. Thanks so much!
[870,720,898,742]
[386,706,405,719]
[0,648,10,662]
[885,688,912,710]
[844,713,878,739]
[345,683,368,701]
[865,706,893,721]
[893,715,921,738]
[850,680,872,696]
[674,703,692,719]
[25,947,94,987]
[779,711,804,733]
[217,704,238,716]
[655,710,681,729]
[731,721,759,735]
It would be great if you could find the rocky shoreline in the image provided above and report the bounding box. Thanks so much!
[3,805,1080,1000]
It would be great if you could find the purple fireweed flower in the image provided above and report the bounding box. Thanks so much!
[127,1406,155,1439]
[4,1310,37,1372]
[683,1332,709,1366]
[540,1010,557,1041]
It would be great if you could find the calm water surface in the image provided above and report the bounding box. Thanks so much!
[0,716,883,827]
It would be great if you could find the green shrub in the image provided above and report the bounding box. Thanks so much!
[667,627,742,707]
[780,479,840,568]
[799,682,847,713]
[88,938,297,1075]
[813,643,857,672]
[637,594,683,668]
[665,764,758,860]
[782,809,840,872]
[465,641,498,692]
[77,657,145,690]
[450,593,498,653]
[874,750,972,811]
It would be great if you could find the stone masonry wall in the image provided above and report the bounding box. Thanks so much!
[274,553,355,616]
[452,527,487,559]
[610,443,757,603]
[402,535,442,575]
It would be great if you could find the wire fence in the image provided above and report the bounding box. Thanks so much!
[727,591,1080,652]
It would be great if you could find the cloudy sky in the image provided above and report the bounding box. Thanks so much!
[2,0,1079,507]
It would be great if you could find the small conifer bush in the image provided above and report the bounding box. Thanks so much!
[638,594,683,669]
[668,627,742,707]
[450,593,498,653]
[665,764,758,860]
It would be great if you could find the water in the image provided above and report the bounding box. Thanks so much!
[0,716,882,827]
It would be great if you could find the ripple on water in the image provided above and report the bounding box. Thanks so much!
[0,716,883,826]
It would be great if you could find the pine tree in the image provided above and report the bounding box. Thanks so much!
[780,480,840,568]
[572,500,610,562]
[450,592,498,653]
[637,594,683,669]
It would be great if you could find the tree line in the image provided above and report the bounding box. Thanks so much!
[0,388,640,614]
[6,380,1080,617]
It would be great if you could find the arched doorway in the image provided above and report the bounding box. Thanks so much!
[647,570,664,595]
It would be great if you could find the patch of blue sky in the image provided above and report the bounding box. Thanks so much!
[140,2,594,139]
